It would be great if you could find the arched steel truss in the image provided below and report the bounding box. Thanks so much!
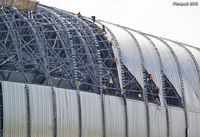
[0,5,199,97]
[0,5,121,93]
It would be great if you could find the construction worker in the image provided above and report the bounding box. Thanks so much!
[109,77,118,89]
[153,86,160,105]
[147,74,160,105]
[76,79,81,90]
[101,83,108,94]
[107,35,113,49]
[77,12,81,18]
[114,90,120,96]
[147,74,154,90]
[102,24,106,34]
[91,16,96,22]
[111,58,117,67]
[148,74,153,80]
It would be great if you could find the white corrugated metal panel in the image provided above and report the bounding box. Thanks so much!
[147,36,182,96]
[55,88,79,137]
[164,40,200,112]
[2,81,27,137]
[105,95,125,137]
[184,80,200,112]
[81,92,102,137]
[168,107,185,137]
[188,111,200,137]
[129,30,162,88]
[149,104,167,137]
[129,31,163,104]
[29,84,53,137]
[196,112,200,136]
[187,46,200,73]
[127,99,146,137]
[103,23,144,88]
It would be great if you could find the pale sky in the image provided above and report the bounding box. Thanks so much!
[38,0,200,47]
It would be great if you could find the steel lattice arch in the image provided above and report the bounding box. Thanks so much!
[0,4,200,137]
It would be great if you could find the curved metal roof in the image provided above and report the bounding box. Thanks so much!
[0,5,199,109]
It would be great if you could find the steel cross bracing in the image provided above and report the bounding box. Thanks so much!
[0,6,125,94]
[0,8,29,83]
[7,8,49,84]
[0,7,75,88]
[0,5,107,91]
[15,9,52,85]
[48,6,102,92]
[81,18,121,94]
[30,8,74,87]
